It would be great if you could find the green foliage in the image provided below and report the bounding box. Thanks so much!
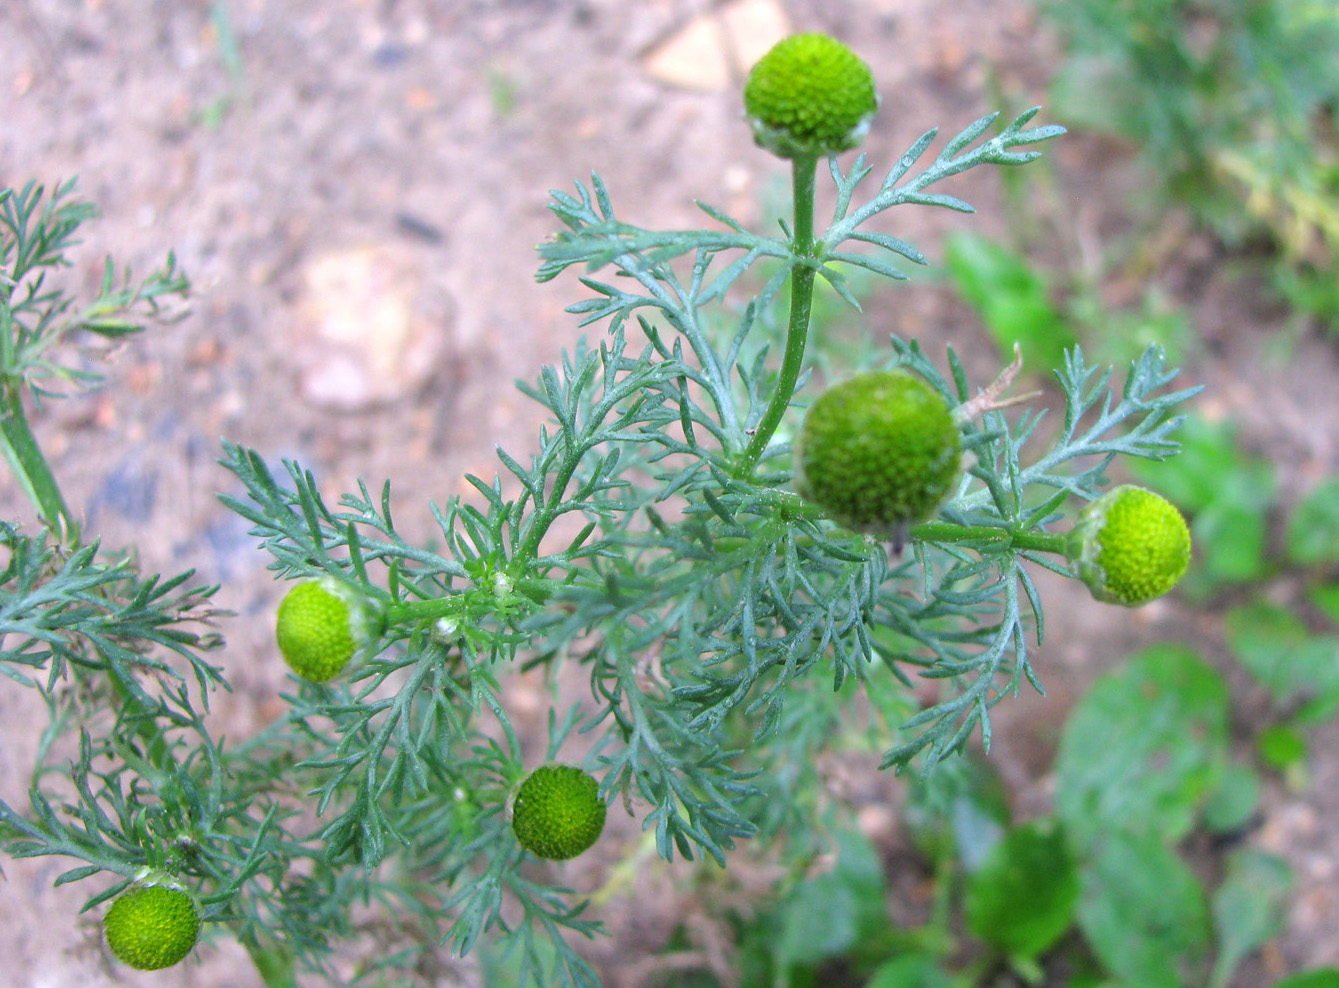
[718,639,1298,987]
[1056,644,1228,849]
[1036,0,1339,329]
[1311,582,1339,625]
[1287,478,1339,567]
[1257,723,1309,775]
[941,226,1196,379]
[1224,601,1339,715]
[963,820,1078,963]
[735,827,893,985]
[0,36,1229,986]
[1200,761,1260,834]
[1210,849,1293,988]
[1237,593,1338,789]
[901,752,1009,871]
[197,1,248,128]
[1053,645,1293,988]
[0,179,188,402]
[1077,830,1212,988]
[942,231,1076,373]
[0,180,188,539]
[865,955,964,988]
[1273,971,1339,988]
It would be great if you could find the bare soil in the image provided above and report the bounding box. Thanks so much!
[2,1,1337,986]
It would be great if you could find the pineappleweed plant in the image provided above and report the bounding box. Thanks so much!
[0,34,1199,988]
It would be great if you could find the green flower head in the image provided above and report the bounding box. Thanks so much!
[510,764,606,861]
[1066,485,1192,606]
[743,33,879,159]
[103,884,201,971]
[275,579,373,683]
[795,369,961,536]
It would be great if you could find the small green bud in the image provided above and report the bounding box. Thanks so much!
[103,884,201,971]
[795,370,961,536]
[743,33,879,159]
[510,764,606,861]
[1066,485,1192,606]
[275,579,370,682]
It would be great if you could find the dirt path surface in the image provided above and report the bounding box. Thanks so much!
[2,2,1337,986]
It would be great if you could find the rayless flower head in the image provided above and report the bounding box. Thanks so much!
[743,33,879,159]
[795,369,962,537]
[1066,485,1192,606]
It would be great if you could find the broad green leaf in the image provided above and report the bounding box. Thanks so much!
[1287,478,1339,566]
[943,232,1077,372]
[965,819,1079,961]
[1056,645,1229,851]
[1271,971,1339,988]
[1193,500,1270,586]
[866,954,963,988]
[1077,831,1211,988]
[1309,582,1339,626]
[1224,601,1339,705]
[1200,762,1260,834]
[772,827,888,969]
[1257,724,1308,771]
[1209,849,1292,988]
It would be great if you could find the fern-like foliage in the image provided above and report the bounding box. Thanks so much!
[1,107,1201,988]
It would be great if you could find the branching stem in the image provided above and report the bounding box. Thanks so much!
[739,154,819,476]
[911,520,1067,556]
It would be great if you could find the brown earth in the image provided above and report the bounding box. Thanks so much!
[1,1,1337,986]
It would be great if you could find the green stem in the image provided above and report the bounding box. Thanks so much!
[0,381,77,543]
[739,154,820,476]
[383,576,560,628]
[911,520,1068,556]
[384,595,471,627]
[709,519,1068,558]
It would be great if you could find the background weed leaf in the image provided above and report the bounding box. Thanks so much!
[866,953,964,988]
[942,231,1077,372]
[1200,761,1261,835]
[1286,478,1339,567]
[1132,416,1274,593]
[1257,724,1309,773]
[1224,601,1339,708]
[1127,416,1256,514]
[1077,830,1211,988]
[1308,582,1339,626]
[964,819,1079,962]
[754,827,891,976]
[1271,972,1339,988]
[1208,848,1292,988]
[1055,644,1229,851]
